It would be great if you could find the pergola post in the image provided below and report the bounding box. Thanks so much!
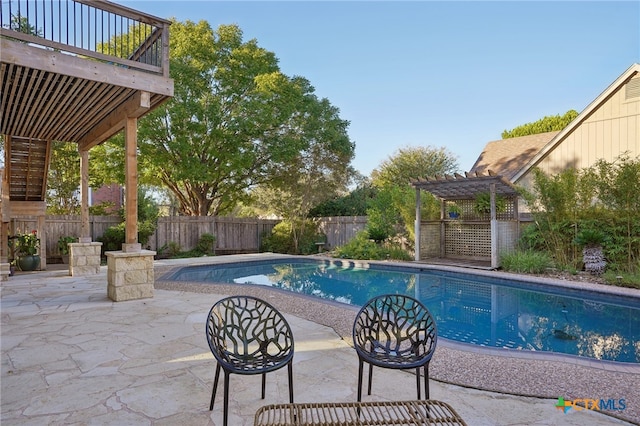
[490,183,498,269]
[414,188,421,261]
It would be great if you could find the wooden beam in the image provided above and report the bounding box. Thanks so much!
[124,117,139,249]
[79,149,91,242]
[0,38,173,96]
[8,201,46,216]
[78,91,151,151]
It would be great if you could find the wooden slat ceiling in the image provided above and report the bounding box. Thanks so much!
[411,170,519,201]
[1,62,169,202]
[0,63,167,143]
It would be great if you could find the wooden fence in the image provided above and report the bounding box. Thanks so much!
[316,216,368,249]
[9,215,368,259]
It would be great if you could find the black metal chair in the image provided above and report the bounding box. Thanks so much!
[205,296,294,426]
[352,294,437,402]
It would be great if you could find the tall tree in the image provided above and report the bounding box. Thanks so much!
[369,146,459,242]
[109,21,355,216]
[247,91,355,250]
[46,141,80,214]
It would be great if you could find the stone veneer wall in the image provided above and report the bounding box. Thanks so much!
[69,242,102,276]
[106,250,155,302]
[0,262,10,281]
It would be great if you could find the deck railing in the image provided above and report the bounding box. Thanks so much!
[0,0,170,76]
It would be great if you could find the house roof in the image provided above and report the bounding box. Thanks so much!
[469,131,559,181]
[411,63,640,201]
[470,62,640,184]
[510,62,640,183]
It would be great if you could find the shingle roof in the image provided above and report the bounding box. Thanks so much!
[468,131,559,181]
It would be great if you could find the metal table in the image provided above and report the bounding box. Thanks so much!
[255,399,467,426]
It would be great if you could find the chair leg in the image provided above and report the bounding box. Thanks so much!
[423,364,429,399]
[367,363,373,396]
[223,371,230,426]
[261,373,266,399]
[209,363,221,410]
[416,367,421,400]
[357,359,364,402]
[287,361,294,403]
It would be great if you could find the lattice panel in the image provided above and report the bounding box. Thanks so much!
[420,223,440,258]
[497,221,519,254]
[446,197,517,221]
[445,223,491,258]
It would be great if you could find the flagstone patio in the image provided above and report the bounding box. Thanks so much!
[1,255,637,425]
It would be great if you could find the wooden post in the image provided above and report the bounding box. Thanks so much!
[79,148,91,243]
[414,188,421,261]
[123,117,140,252]
[440,199,446,258]
[490,183,498,269]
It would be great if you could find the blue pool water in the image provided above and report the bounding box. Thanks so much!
[167,259,640,363]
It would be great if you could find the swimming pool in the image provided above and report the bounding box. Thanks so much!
[166,258,640,363]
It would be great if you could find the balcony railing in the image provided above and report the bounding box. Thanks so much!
[0,0,170,76]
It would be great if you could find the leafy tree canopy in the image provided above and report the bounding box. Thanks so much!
[308,180,377,217]
[46,141,80,214]
[99,20,354,216]
[370,146,459,188]
[502,110,578,139]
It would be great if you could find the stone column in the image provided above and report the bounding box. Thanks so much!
[106,250,155,301]
[69,242,102,276]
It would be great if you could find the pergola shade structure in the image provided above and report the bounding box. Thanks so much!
[410,171,521,269]
[1,0,173,274]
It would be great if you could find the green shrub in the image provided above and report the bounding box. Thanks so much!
[574,229,606,248]
[195,233,216,255]
[138,220,156,247]
[262,221,295,254]
[602,269,640,289]
[98,223,125,252]
[335,231,412,261]
[500,250,552,274]
[161,241,181,258]
[98,220,156,253]
[261,220,320,255]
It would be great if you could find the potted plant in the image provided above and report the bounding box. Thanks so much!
[574,229,607,275]
[14,230,41,271]
[447,204,461,219]
[474,192,506,215]
[58,236,77,264]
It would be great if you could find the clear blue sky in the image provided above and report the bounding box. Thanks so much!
[121,1,639,177]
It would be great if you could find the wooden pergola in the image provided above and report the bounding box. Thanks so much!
[1,0,173,291]
[411,171,521,269]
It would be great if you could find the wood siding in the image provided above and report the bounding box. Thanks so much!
[518,75,640,188]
